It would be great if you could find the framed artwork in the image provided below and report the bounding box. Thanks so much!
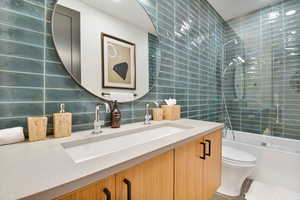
[101,33,136,90]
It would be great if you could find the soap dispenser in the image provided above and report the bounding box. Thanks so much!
[111,100,121,128]
[53,104,72,138]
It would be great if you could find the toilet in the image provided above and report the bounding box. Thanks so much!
[217,145,256,197]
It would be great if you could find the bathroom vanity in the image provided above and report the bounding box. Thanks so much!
[56,128,222,200]
[0,119,223,200]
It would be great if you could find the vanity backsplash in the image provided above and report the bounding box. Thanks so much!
[0,0,223,135]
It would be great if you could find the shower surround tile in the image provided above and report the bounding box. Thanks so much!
[224,0,300,140]
[0,0,224,135]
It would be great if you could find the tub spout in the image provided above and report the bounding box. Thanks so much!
[223,127,236,141]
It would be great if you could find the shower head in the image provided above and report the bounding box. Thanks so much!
[222,55,245,77]
[232,58,239,63]
[224,38,240,47]
[231,56,245,65]
[237,56,245,63]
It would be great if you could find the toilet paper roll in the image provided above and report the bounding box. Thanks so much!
[0,127,25,146]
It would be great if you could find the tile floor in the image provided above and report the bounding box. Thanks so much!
[210,179,253,200]
[211,193,244,200]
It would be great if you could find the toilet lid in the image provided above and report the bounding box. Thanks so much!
[223,146,256,163]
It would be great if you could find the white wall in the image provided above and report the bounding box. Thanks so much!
[58,0,149,98]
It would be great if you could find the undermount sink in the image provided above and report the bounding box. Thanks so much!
[62,123,192,163]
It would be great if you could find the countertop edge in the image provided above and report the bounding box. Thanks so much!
[21,124,223,200]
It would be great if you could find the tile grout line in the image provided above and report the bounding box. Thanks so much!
[23,0,45,8]
[187,1,190,119]
[282,1,287,137]
[0,69,67,77]
[0,53,44,62]
[173,0,175,100]
[43,0,48,116]
[0,38,44,49]
[0,7,44,22]
[155,0,159,103]
[0,22,45,35]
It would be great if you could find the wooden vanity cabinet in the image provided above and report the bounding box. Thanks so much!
[174,136,205,200]
[115,150,174,200]
[203,130,222,200]
[174,130,222,200]
[55,151,173,200]
[55,193,77,200]
[54,129,221,200]
[55,176,115,200]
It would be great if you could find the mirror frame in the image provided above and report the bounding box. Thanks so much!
[51,0,161,103]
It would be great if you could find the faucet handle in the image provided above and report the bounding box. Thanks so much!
[59,103,65,113]
[153,101,160,108]
[103,102,111,113]
[95,102,111,113]
[95,103,101,110]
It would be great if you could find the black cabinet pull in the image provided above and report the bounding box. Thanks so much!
[123,178,131,200]
[200,142,206,160]
[103,188,111,200]
[205,139,211,157]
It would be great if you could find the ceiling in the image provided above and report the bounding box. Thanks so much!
[79,0,156,34]
[207,0,284,21]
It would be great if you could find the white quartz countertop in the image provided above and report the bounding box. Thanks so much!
[0,119,223,200]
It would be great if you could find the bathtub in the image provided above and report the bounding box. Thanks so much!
[223,131,300,192]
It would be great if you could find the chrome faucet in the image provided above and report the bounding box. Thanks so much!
[144,101,160,125]
[93,102,111,134]
[144,104,152,125]
[223,126,236,141]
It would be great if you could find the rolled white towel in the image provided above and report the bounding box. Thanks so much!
[0,127,25,146]
[109,92,135,102]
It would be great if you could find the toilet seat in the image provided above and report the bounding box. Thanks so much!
[222,146,256,166]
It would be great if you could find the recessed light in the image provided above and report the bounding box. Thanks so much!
[286,10,296,16]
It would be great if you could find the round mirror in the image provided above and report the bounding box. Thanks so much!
[52,0,160,102]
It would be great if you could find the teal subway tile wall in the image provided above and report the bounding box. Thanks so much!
[223,0,300,140]
[0,0,224,135]
[148,33,159,88]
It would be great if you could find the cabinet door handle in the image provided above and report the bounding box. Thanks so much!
[205,139,211,157]
[103,188,111,200]
[200,142,206,160]
[123,178,131,200]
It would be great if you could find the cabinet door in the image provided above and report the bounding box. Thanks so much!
[203,130,222,200]
[54,176,115,200]
[174,137,206,200]
[97,176,116,200]
[116,151,174,200]
[76,176,115,200]
[76,182,99,200]
[55,193,77,200]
